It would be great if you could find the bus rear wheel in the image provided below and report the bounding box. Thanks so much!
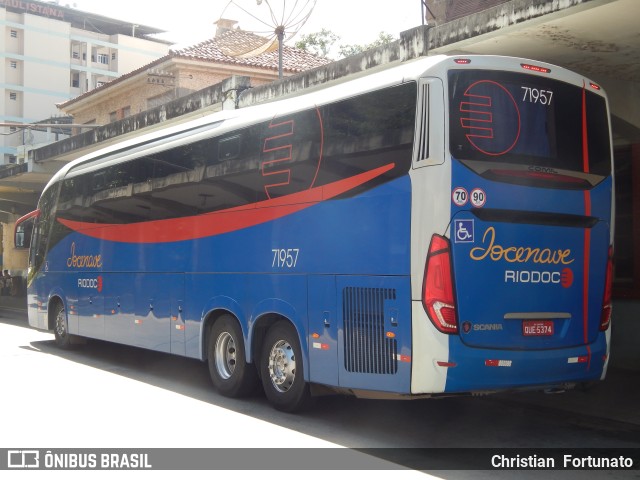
[260,321,312,412]
[207,314,258,397]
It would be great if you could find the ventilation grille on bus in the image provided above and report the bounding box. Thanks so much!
[416,83,430,161]
[343,287,398,375]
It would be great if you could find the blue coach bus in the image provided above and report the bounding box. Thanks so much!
[16,55,614,411]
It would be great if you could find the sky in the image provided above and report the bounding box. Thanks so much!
[71,0,427,53]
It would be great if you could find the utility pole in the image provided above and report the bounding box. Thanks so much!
[276,25,284,80]
[421,0,435,26]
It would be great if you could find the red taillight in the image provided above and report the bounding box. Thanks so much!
[600,246,614,331]
[521,63,551,74]
[422,234,458,334]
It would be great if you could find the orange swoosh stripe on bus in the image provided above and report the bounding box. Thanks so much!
[57,163,395,244]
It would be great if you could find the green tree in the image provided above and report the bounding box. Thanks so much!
[295,30,397,60]
[295,28,340,58]
[338,31,396,58]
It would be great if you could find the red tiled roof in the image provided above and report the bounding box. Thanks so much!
[172,29,331,72]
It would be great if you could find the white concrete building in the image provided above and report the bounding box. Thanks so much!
[0,0,170,165]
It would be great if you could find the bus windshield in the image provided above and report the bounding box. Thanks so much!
[448,69,611,187]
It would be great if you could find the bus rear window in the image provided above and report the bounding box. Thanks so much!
[448,70,611,185]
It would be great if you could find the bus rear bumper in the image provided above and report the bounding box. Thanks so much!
[439,336,609,394]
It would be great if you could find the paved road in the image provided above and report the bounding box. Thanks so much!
[1,309,638,479]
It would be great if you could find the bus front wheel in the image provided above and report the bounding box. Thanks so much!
[53,302,74,349]
[260,321,312,412]
[207,314,258,397]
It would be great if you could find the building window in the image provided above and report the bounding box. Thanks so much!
[9,127,17,133]
[72,52,80,59]
[9,92,17,100]
[97,53,109,65]
[122,106,131,118]
[8,155,17,164]
[10,30,18,38]
[71,73,80,88]
[112,53,117,60]
[109,111,118,122]
[10,61,17,69]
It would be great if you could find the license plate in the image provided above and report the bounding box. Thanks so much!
[522,320,554,336]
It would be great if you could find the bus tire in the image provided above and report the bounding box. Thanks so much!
[52,302,75,349]
[208,314,258,397]
[260,321,312,413]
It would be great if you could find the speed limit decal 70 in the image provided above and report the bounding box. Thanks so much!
[452,187,468,207]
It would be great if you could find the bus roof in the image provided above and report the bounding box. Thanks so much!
[43,54,602,191]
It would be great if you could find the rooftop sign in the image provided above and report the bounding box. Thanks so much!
[1,0,65,19]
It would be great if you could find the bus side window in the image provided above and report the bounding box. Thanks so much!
[415,78,445,167]
[30,184,59,274]
[201,126,263,209]
[145,140,210,219]
[218,135,241,162]
[320,83,416,179]
[14,216,35,249]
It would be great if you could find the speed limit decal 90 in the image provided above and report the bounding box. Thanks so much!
[452,187,486,208]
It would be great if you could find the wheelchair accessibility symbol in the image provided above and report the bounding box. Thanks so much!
[454,219,474,243]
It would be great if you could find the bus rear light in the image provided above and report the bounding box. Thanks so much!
[599,246,614,331]
[436,361,457,368]
[422,234,458,334]
[454,58,471,64]
[590,82,601,91]
[521,63,551,74]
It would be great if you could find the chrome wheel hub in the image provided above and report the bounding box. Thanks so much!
[55,309,66,338]
[268,340,296,393]
[214,332,236,380]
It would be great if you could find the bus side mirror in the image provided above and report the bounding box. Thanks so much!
[14,210,38,249]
